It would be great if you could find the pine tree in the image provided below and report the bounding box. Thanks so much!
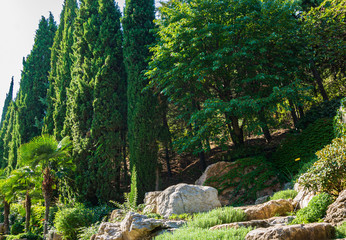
[123,0,159,201]
[66,0,126,203]
[17,15,56,143]
[43,0,78,139]
[0,78,14,128]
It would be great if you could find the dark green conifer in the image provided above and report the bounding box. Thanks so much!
[0,78,14,128]
[123,0,159,200]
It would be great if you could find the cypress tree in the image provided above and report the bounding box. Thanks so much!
[66,0,126,203]
[123,0,159,200]
[17,15,57,143]
[0,78,14,128]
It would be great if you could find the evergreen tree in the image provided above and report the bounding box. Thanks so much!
[66,0,126,203]
[17,15,57,143]
[43,0,78,139]
[0,78,14,128]
[123,0,159,200]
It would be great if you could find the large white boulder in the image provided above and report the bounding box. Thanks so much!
[156,183,221,218]
[293,182,315,209]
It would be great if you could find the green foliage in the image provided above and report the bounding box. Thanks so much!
[168,213,192,221]
[297,136,346,197]
[334,98,346,137]
[77,222,101,240]
[335,222,346,239]
[271,118,335,176]
[6,232,43,240]
[54,205,93,240]
[206,156,280,205]
[30,205,45,234]
[188,207,246,229]
[10,222,24,235]
[270,190,298,201]
[155,226,252,240]
[296,98,342,129]
[0,78,14,128]
[291,193,333,224]
[123,0,159,201]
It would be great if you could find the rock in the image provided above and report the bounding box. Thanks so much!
[156,183,221,218]
[195,160,281,206]
[46,230,63,240]
[93,212,185,240]
[110,209,125,222]
[255,195,270,205]
[245,223,335,240]
[239,199,294,220]
[284,182,293,190]
[325,189,346,226]
[294,182,315,209]
[266,216,295,225]
[143,191,162,214]
[210,220,270,230]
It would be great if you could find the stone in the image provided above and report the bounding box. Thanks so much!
[110,209,125,222]
[325,189,346,226]
[255,195,270,205]
[210,220,270,230]
[245,223,335,240]
[156,183,221,218]
[46,230,63,240]
[195,160,281,206]
[293,182,315,209]
[239,199,294,220]
[93,212,185,240]
[143,191,162,214]
[284,182,293,190]
[266,216,295,225]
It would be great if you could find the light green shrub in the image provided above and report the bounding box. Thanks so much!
[291,193,333,224]
[78,222,101,240]
[6,232,43,240]
[297,136,346,197]
[270,190,298,201]
[335,222,346,239]
[155,226,252,240]
[334,98,346,137]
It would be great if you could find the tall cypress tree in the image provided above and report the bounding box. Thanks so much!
[0,78,14,128]
[17,15,57,143]
[66,0,126,203]
[123,0,159,200]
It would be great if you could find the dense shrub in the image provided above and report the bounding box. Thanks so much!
[271,118,335,176]
[187,207,246,229]
[270,190,298,201]
[78,222,101,240]
[30,205,45,234]
[54,205,93,240]
[334,98,346,137]
[291,193,333,224]
[296,98,341,129]
[6,232,43,240]
[11,222,24,235]
[335,222,346,239]
[155,227,252,240]
[298,136,346,197]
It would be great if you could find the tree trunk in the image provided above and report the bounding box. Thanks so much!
[258,111,272,142]
[155,167,160,191]
[225,114,244,147]
[3,200,10,234]
[310,59,329,101]
[298,105,304,119]
[165,145,172,177]
[199,150,207,171]
[25,191,32,233]
[44,195,50,236]
[288,100,298,128]
[162,112,172,177]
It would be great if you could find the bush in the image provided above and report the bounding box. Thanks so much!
[297,136,346,197]
[334,98,346,137]
[30,205,45,234]
[54,205,93,240]
[296,98,341,129]
[270,190,298,201]
[78,222,101,240]
[155,226,252,240]
[10,222,24,235]
[187,207,246,229]
[335,222,346,239]
[6,232,43,240]
[271,118,335,177]
[291,193,333,224]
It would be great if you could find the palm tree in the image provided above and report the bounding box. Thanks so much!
[6,167,41,232]
[18,135,73,235]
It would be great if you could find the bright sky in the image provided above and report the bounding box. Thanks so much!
[0,0,163,121]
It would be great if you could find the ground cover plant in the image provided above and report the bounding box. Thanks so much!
[335,222,346,239]
[270,190,298,201]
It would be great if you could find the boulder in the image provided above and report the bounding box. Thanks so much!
[245,223,335,240]
[255,195,270,205]
[110,209,125,222]
[156,183,221,218]
[46,230,63,240]
[325,189,346,226]
[143,191,162,214]
[93,212,185,240]
[293,182,315,209]
[238,199,294,220]
[195,159,281,206]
